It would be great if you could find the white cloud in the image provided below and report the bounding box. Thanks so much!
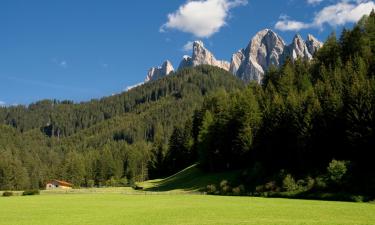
[182,41,194,51]
[307,0,324,5]
[313,1,375,27]
[275,19,311,31]
[276,0,375,31]
[0,101,5,106]
[161,0,248,38]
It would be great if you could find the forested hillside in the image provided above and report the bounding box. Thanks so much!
[0,66,244,190]
[173,11,375,199]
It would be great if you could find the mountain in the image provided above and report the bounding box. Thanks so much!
[0,65,245,189]
[145,60,174,82]
[178,41,230,71]
[145,29,322,84]
[231,30,322,83]
[230,29,286,83]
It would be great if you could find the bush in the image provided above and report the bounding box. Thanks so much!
[314,176,327,190]
[220,180,229,188]
[306,177,315,190]
[22,190,40,196]
[282,174,298,192]
[2,191,13,197]
[106,177,118,187]
[206,184,217,194]
[327,160,348,184]
[350,195,365,202]
[232,185,245,196]
[118,177,128,186]
[264,181,278,192]
[132,184,143,190]
[87,179,95,188]
[219,180,231,195]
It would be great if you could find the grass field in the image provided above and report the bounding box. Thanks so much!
[1,190,375,225]
[139,164,241,192]
[1,166,374,225]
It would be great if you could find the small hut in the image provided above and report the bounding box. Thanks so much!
[46,180,73,190]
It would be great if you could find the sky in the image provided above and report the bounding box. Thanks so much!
[1,0,374,106]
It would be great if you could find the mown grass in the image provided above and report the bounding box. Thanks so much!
[1,193,375,225]
[140,164,241,192]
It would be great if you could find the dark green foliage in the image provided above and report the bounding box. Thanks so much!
[2,191,13,197]
[0,66,244,190]
[193,13,375,198]
[22,189,40,196]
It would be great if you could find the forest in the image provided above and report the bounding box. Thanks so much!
[1,11,375,199]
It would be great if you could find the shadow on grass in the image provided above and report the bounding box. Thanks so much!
[143,164,241,192]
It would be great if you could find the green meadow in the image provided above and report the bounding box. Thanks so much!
[0,190,374,225]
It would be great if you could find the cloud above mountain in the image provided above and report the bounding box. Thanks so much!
[276,0,375,31]
[0,101,5,106]
[307,0,324,5]
[161,0,248,38]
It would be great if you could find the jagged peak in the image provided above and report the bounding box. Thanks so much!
[193,40,204,47]
[162,60,173,68]
[293,34,304,41]
[145,60,174,82]
[307,34,319,42]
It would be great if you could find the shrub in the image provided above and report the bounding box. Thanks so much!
[350,195,365,202]
[22,190,40,196]
[2,191,13,197]
[106,177,118,187]
[221,184,231,195]
[219,180,231,195]
[314,176,327,190]
[220,180,229,188]
[232,187,241,196]
[264,181,278,192]
[306,177,315,190]
[87,180,95,188]
[327,160,348,184]
[206,184,217,194]
[132,185,143,190]
[118,177,128,186]
[238,185,245,193]
[232,185,246,196]
[282,174,298,192]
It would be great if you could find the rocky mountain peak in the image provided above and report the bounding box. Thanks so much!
[178,40,230,71]
[231,29,286,83]
[145,29,323,84]
[306,34,323,56]
[145,60,174,82]
[286,34,312,61]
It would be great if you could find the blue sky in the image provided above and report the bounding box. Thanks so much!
[1,0,374,105]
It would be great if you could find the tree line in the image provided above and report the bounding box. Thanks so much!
[0,66,244,190]
[167,11,375,198]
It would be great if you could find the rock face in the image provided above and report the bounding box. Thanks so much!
[145,60,174,82]
[178,41,230,71]
[284,34,312,61]
[144,30,323,84]
[230,29,286,83]
[230,30,323,83]
[306,34,323,56]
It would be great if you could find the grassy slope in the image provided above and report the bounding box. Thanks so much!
[140,164,241,192]
[1,194,374,225]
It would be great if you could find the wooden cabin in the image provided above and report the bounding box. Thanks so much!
[46,180,73,190]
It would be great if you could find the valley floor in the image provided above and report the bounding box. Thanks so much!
[0,190,374,225]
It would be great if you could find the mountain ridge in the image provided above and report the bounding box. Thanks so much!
[146,29,323,83]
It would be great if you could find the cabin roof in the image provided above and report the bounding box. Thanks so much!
[47,180,73,187]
